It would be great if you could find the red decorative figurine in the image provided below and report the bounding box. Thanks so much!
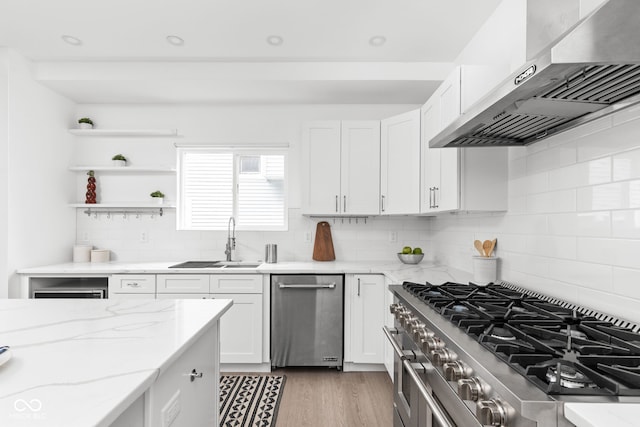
[85,170,97,204]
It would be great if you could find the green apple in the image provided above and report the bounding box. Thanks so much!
[402,246,412,254]
[412,247,423,255]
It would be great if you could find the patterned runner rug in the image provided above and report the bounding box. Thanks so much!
[220,375,286,426]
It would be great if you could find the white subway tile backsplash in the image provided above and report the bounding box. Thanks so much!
[576,237,616,265]
[577,183,625,211]
[613,267,640,300]
[525,235,576,259]
[612,210,640,238]
[526,189,576,214]
[526,144,576,174]
[613,147,640,181]
[548,259,613,291]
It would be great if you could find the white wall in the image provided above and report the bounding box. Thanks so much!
[430,105,640,324]
[73,104,431,263]
[5,51,76,297]
[0,49,9,298]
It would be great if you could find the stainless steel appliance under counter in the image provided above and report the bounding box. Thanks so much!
[271,274,344,369]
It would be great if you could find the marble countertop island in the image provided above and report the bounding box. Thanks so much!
[0,298,232,427]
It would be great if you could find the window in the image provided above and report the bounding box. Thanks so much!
[177,147,287,230]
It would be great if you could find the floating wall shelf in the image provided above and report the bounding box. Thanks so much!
[69,166,176,173]
[68,129,178,137]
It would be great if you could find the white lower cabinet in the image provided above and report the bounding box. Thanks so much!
[214,293,262,364]
[150,274,264,365]
[346,274,385,364]
[383,279,395,380]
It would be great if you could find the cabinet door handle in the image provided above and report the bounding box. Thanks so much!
[335,195,338,213]
[189,369,203,382]
[434,187,439,209]
[357,278,361,296]
[429,187,433,209]
[343,195,347,212]
[126,282,140,288]
[381,195,386,212]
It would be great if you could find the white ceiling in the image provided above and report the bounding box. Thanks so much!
[0,0,502,104]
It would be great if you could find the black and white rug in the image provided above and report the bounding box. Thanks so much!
[220,375,286,427]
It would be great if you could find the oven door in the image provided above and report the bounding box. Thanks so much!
[384,326,456,427]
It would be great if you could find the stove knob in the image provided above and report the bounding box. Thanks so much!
[413,327,434,341]
[389,303,400,314]
[443,361,472,381]
[477,399,508,426]
[394,308,409,320]
[458,377,484,401]
[430,348,457,366]
[401,315,418,328]
[407,319,425,333]
[421,337,445,353]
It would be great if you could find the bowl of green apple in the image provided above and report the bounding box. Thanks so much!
[397,246,424,264]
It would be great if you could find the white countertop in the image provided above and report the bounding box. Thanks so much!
[0,298,232,427]
[17,260,474,285]
[565,403,640,427]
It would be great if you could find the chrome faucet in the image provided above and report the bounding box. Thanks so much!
[225,216,236,261]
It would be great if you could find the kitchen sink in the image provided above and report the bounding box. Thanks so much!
[168,261,261,269]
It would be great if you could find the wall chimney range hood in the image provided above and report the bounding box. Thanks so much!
[430,0,640,148]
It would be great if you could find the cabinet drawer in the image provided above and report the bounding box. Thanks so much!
[157,274,210,294]
[109,274,156,294]
[210,274,262,294]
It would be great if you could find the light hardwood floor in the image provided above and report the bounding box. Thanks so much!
[271,368,393,427]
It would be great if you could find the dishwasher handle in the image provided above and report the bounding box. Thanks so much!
[278,282,336,289]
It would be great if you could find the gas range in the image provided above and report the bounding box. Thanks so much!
[387,281,640,427]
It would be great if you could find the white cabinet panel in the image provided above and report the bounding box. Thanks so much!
[381,110,421,215]
[210,274,262,293]
[348,274,385,364]
[340,121,381,215]
[302,121,342,215]
[214,293,263,364]
[157,274,210,294]
[109,274,156,295]
[147,327,218,427]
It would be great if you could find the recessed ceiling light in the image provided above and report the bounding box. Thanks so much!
[266,35,284,46]
[166,35,185,46]
[61,35,82,46]
[369,36,387,47]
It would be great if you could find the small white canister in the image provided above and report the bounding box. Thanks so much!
[91,249,110,263]
[73,245,93,262]
[472,256,498,285]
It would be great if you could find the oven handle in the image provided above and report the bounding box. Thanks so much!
[383,326,456,427]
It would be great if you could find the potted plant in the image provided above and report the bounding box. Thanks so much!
[150,190,165,204]
[112,154,127,167]
[78,117,94,129]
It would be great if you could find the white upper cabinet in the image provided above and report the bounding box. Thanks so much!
[380,109,421,215]
[302,121,380,215]
[421,67,508,214]
[340,122,381,215]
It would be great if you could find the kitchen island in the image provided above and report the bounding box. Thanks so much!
[0,298,232,427]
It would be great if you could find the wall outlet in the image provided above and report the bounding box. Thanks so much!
[161,390,181,427]
[140,231,149,243]
[389,231,398,243]
[304,231,312,243]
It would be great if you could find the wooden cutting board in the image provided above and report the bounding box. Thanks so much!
[312,221,335,261]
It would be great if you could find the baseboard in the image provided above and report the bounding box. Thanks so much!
[221,363,272,373]
[342,362,386,372]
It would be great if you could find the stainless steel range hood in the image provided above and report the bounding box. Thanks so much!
[430,0,640,148]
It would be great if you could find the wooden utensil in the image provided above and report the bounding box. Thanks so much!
[487,238,497,257]
[482,240,492,257]
[473,240,485,256]
[312,221,336,261]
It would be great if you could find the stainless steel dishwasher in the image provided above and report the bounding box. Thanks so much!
[271,274,344,369]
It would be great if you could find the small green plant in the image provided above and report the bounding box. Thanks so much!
[78,117,93,125]
[150,190,165,198]
[112,154,126,161]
